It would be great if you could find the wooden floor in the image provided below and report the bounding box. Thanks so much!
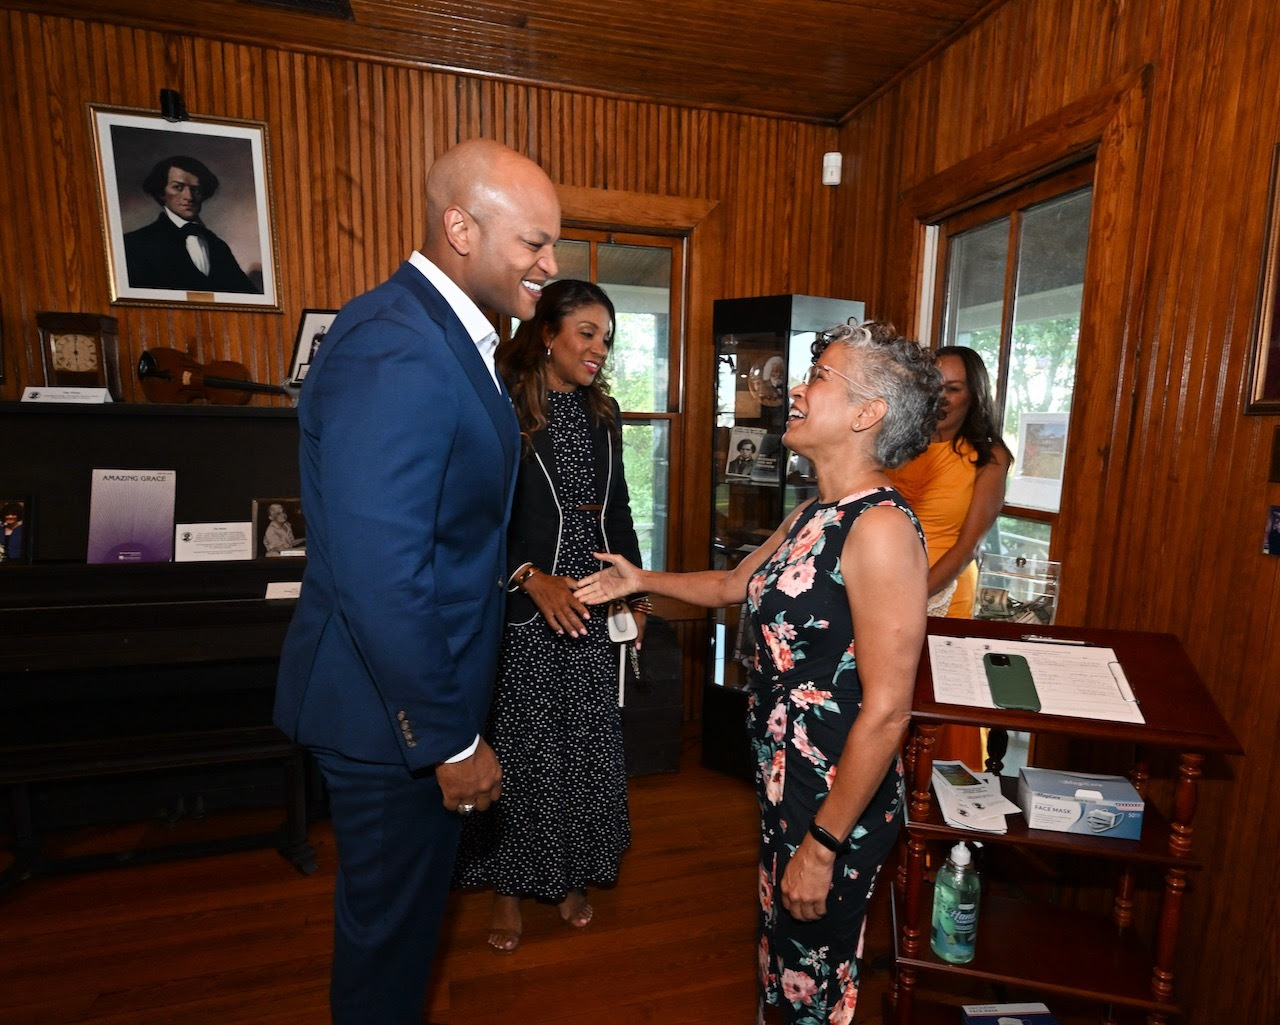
[0,733,899,1025]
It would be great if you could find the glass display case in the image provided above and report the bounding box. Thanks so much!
[702,294,866,778]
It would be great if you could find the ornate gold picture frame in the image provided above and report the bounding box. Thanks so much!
[89,104,280,311]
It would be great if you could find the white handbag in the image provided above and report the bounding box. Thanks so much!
[608,601,640,706]
[606,600,639,642]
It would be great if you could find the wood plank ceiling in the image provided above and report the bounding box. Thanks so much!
[20,0,999,124]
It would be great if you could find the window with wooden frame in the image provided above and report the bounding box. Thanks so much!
[506,228,685,572]
[932,161,1095,561]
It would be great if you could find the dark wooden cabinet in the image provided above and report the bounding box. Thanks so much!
[893,618,1241,1024]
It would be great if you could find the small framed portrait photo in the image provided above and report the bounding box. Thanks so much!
[288,310,339,386]
[252,497,306,559]
[90,104,280,310]
[1,494,31,565]
[1265,504,1280,557]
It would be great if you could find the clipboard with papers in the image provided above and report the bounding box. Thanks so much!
[927,635,1144,724]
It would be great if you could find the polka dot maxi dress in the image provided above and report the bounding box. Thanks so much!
[454,388,631,902]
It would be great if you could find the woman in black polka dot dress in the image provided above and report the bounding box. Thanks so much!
[453,280,647,953]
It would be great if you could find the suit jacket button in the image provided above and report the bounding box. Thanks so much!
[397,710,407,721]
[406,739,416,748]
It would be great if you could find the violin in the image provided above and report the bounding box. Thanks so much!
[137,348,287,404]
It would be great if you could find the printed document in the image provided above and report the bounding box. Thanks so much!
[927,635,1144,724]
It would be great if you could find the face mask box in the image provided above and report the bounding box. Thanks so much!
[962,1002,1059,1025]
[1017,767,1144,840]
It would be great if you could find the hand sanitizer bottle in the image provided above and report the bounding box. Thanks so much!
[930,840,980,963]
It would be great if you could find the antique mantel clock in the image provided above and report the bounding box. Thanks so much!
[36,312,123,399]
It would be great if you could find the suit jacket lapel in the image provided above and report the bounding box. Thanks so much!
[392,264,519,487]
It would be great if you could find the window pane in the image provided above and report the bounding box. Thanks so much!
[598,244,672,413]
[553,239,590,280]
[1003,188,1092,511]
[622,419,669,571]
[509,240,591,336]
[944,217,1009,380]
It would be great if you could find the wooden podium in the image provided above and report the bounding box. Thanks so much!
[893,617,1241,1025]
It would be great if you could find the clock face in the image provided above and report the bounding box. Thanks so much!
[53,333,101,372]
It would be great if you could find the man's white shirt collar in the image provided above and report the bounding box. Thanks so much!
[409,251,500,388]
[165,208,210,276]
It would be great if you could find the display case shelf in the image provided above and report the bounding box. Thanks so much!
[892,883,1177,1016]
[703,295,863,778]
[905,776,1197,869]
[893,617,1241,1025]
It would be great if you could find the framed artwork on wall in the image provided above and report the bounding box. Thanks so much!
[89,104,280,311]
[1247,143,1280,413]
[288,309,339,386]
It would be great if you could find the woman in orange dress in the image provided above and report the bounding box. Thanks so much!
[887,346,1011,764]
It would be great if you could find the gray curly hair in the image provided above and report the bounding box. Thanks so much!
[810,321,942,468]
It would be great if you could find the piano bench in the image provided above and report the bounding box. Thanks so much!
[0,727,317,892]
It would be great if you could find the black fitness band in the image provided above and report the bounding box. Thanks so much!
[808,820,849,854]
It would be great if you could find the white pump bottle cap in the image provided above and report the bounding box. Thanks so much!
[950,841,971,866]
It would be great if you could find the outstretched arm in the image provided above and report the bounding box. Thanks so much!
[574,501,811,609]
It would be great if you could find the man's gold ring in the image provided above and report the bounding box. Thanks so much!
[457,802,476,815]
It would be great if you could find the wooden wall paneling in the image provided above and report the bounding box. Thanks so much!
[831,1,1280,1019]
[9,7,869,695]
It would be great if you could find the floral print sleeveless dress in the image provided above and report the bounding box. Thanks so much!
[746,486,923,1025]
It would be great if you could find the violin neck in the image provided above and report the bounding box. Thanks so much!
[202,374,286,396]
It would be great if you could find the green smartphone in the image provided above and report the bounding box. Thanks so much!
[983,652,1041,711]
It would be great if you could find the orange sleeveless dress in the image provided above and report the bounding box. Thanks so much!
[887,438,985,767]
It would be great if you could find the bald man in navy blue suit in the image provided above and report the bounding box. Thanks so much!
[275,139,560,1024]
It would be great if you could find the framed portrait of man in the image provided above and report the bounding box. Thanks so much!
[288,309,339,386]
[90,104,280,310]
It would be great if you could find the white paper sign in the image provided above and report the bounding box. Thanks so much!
[174,521,254,562]
[22,386,112,403]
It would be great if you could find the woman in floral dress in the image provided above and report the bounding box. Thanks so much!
[576,321,941,1024]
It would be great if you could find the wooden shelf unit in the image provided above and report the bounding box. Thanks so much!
[893,617,1241,1025]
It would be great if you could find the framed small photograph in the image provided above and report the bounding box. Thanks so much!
[1,494,31,565]
[1248,144,1280,413]
[289,310,339,386]
[89,104,280,310]
[1265,504,1280,556]
[252,497,306,559]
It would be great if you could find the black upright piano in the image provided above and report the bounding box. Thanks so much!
[1,402,314,886]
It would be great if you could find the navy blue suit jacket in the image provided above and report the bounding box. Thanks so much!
[274,262,520,771]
